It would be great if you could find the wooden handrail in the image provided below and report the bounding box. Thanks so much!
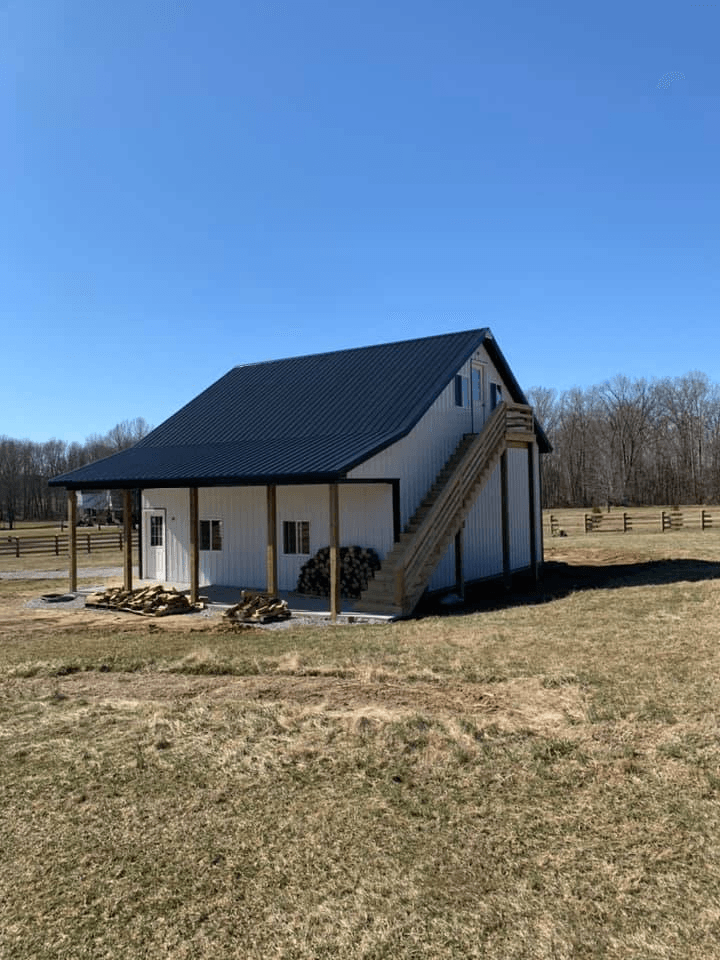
[394,402,533,610]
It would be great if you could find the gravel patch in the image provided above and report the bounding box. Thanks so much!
[13,565,386,627]
[21,593,366,627]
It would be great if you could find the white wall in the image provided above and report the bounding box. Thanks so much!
[348,344,507,529]
[426,445,540,593]
[143,483,393,591]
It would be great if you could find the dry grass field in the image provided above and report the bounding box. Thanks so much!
[2,516,720,958]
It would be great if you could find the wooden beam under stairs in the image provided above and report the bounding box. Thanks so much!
[355,402,535,617]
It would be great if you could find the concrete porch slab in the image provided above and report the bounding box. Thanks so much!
[132,578,396,623]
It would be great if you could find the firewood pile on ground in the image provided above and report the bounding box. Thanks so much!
[86,584,204,617]
[296,545,381,599]
[223,591,291,624]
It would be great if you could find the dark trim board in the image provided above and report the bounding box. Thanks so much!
[391,480,401,543]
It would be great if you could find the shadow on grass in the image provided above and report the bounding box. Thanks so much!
[419,558,720,617]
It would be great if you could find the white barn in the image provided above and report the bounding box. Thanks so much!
[51,329,550,618]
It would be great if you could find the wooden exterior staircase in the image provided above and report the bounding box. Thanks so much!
[355,401,535,617]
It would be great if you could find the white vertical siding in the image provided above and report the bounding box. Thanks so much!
[463,463,504,582]
[347,377,471,529]
[198,487,266,588]
[508,447,531,570]
[427,448,535,594]
[277,484,394,591]
[428,463,504,592]
[277,486,326,591]
[347,344,511,530]
[145,484,393,591]
[143,488,192,585]
[338,485,394,559]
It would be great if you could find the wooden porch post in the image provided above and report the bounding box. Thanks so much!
[329,483,340,622]
[67,490,77,593]
[500,450,512,589]
[189,487,199,604]
[122,489,133,591]
[266,484,278,595]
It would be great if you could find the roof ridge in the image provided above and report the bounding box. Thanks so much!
[230,327,490,370]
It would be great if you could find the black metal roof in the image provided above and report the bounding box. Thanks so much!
[51,328,548,489]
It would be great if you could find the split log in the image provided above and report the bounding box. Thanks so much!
[296,545,381,599]
[86,583,205,617]
[223,590,291,624]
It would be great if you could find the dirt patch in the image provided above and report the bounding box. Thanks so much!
[3,670,586,735]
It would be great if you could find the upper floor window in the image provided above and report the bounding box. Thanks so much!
[200,519,223,551]
[490,383,503,408]
[472,368,484,405]
[454,375,469,407]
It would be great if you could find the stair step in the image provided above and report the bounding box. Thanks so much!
[357,410,509,618]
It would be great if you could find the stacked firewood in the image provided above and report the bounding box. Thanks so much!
[223,591,291,624]
[296,546,381,599]
[86,584,203,617]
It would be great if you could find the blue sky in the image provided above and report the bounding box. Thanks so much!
[1,0,718,443]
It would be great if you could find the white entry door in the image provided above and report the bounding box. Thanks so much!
[143,509,166,581]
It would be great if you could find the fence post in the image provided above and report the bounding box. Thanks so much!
[702,510,712,531]
[87,534,91,554]
[119,530,123,551]
[623,512,632,533]
[55,536,59,556]
[584,514,592,533]
[661,511,670,532]
[15,537,20,558]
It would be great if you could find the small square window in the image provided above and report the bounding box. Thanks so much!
[283,520,310,555]
[200,519,223,551]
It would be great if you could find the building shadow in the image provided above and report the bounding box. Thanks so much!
[418,558,720,618]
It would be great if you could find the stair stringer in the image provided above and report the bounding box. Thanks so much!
[356,402,519,617]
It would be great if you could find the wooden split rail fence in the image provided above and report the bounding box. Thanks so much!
[0,531,139,559]
[548,510,715,537]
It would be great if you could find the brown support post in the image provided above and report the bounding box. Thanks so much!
[500,450,511,589]
[266,484,278,595]
[68,490,77,593]
[527,444,538,582]
[329,483,340,622]
[137,490,143,580]
[189,487,199,604]
[123,489,133,591]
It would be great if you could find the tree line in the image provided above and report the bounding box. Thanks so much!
[528,372,720,508]
[5,371,720,522]
[0,418,151,524]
